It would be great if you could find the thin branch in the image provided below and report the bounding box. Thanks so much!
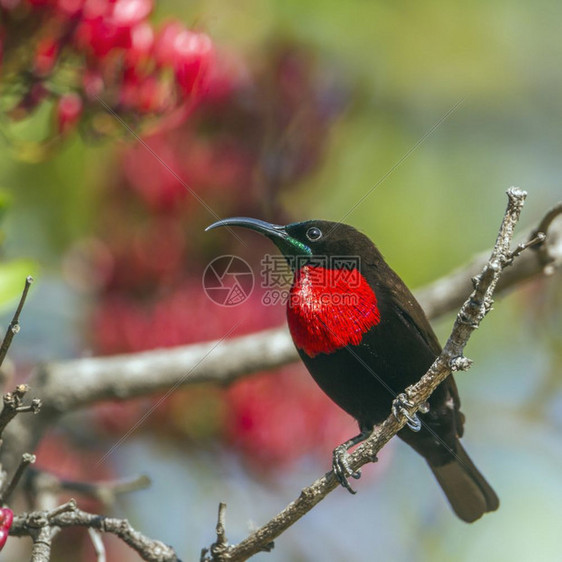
[200,503,228,561]
[0,276,33,368]
[58,473,151,506]
[11,498,180,562]
[0,384,41,437]
[25,470,151,514]
[533,201,562,238]
[507,231,545,262]
[88,527,107,562]
[0,452,35,503]
[531,201,562,275]
[201,187,528,561]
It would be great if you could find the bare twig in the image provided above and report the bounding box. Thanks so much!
[201,502,229,561]
[11,498,180,562]
[531,201,562,275]
[88,527,107,562]
[215,503,227,550]
[533,201,562,238]
[26,469,151,508]
[0,385,41,498]
[201,188,529,561]
[1,452,35,503]
[58,473,151,506]
[0,276,33,368]
[0,384,41,438]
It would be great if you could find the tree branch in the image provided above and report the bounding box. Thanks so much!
[0,276,33,370]
[200,187,529,561]
[0,384,41,438]
[88,527,107,562]
[1,452,36,503]
[27,470,151,508]
[10,499,180,562]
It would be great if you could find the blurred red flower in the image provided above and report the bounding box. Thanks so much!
[0,0,214,142]
[79,41,350,470]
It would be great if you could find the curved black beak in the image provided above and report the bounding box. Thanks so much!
[206,217,311,258]
[205,217,289,241]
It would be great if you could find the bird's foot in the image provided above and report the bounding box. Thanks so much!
[332,444,361,494]
[392,393,422,432]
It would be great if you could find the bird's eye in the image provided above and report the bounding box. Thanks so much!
[306,227,323,241]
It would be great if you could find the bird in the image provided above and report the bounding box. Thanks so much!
[206,217,499,522]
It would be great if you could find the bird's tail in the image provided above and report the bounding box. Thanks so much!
[428,441,499,523]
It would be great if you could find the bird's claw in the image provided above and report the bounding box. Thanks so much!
[392,393,422,432]
[332,444,361,494]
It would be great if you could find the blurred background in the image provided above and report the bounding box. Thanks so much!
[0,0,561,560]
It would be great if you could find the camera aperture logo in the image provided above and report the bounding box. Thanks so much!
[203,255,254,306]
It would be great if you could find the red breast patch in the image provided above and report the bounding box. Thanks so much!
[286,265,381,357]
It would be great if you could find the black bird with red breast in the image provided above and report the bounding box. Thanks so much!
[206,217,499,522]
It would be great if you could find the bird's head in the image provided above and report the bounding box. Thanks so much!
[206,217,384,357]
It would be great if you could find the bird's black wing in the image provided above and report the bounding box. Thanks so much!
[382,269,464,435]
